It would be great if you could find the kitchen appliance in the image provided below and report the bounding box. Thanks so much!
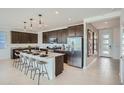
[49,38,57,44]
[67,37,83,68]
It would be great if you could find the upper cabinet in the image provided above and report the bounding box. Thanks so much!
[42,24,83,43]
[75,25,83,37]
[68,24,83,37]
[68,26,76,37]
[11,31,38,44]
[42,32,49,43]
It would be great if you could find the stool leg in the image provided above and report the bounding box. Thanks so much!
[38,73,41,85]
[26,66,29,75]
[41,65,44,77]
[44,64,50,80]
[13,59,15,67]
[30,70,32,79]
[33,70,36,80]
[16,60,20,69]
[21,64,24,72]
[19,63,21,71]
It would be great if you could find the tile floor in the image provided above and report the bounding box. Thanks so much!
[0,57,121,85]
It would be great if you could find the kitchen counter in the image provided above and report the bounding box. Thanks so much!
[20,52,64,80]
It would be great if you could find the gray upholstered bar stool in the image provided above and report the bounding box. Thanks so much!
[33,60,50,85]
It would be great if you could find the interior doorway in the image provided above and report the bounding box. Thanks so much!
[86,17,120,66]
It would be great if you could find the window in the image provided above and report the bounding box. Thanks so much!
[103,51,109,54]
[103,34,109,38]
[103,40,109,44]
[0,32,6,48]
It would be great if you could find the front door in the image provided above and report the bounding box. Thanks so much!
[99,30,112,57]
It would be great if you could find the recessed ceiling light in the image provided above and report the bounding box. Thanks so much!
[68,18,72,21]
[55,11,59,14]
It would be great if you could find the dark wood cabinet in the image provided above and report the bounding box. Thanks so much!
[68,24,83,37]
[68,26,76,37]
[43,32,49,43]
[30,34,38,43]
[42,24,83,43]
[57,30,62,43]
[11,31,38,43]
[75,25,83,37]
[61,29,68,43]
[11,32,19,43]
[55,55,64,76]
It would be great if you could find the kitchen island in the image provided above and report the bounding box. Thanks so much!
[20,52,64,80]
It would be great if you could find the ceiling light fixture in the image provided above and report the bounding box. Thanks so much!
[24,21,27,31]
[30,18,33,30]
[55,11,59,14]
[38,14,44,28]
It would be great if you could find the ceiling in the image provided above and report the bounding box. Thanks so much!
[91,17,120,30]
[0,8,121,32]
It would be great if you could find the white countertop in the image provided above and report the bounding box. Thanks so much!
[47,52,64,57]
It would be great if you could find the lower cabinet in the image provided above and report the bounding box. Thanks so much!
[54,50,68,63]
[55,56,64,76]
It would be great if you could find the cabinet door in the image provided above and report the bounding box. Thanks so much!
[11,32,17,43]
[18,32,22,43]
[57,31,62,43]
[43,32,46,43]
[61,29,68,43]
[50,31,57,38]
[30,33,38,43]
[33,34,38,43]
[43,32,49,43]
[75,25,83,37]
[21,33,27,43]
[68,26,76,37]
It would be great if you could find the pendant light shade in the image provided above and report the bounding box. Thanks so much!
[24,21,27,31]
[30,18,33,30]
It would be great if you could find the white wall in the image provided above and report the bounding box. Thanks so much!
[0,29,38,60]
[38,32,43,45]
[112,27,120,59]
[99,27,120,59]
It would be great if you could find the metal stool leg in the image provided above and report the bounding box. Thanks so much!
[30,70,33,79]
[44,64,50,80]
[33,70,36,80]
[38,72,41,85]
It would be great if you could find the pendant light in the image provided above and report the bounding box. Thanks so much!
[24,21,27,31]
[30,18,33,30]
[38,14,44,28]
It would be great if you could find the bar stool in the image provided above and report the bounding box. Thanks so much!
[17,54,25,71]
[20,56,29,74]
[26,57,38,79]
[13,52,20,68]
[33,60,50,85]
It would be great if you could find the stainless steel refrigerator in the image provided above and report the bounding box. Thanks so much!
[67,37,83,68]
